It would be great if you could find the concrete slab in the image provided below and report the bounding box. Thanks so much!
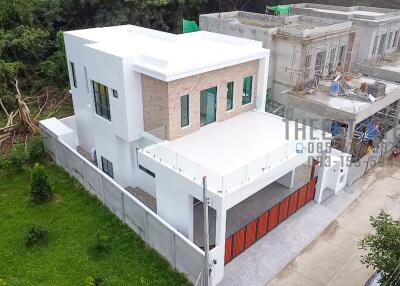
[218,185,360,286]
[267,157,400,286]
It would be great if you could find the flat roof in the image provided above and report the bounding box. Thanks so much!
[292,3,400,22]
[163,111,293,176]
[284,76,400,123]
[65,25,267,81]
[201,11,353,38]
[141,110,329,194]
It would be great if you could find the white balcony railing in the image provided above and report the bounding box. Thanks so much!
[138,139,317,194]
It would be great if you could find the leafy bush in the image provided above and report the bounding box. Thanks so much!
[359,210,400,285]
[9,143,26,169]
[0,278,7,286]
[25,225,48,247]
[30,163,53,204]
[27,137,45,161]
[84,276,107,286]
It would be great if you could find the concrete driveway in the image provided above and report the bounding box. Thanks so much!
[267,158,400,286]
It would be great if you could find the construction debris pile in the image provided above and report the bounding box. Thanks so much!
[310,73,387,103]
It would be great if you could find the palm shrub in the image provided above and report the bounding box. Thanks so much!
[30,163,53,204]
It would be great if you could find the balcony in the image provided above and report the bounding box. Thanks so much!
[138,111,329,194]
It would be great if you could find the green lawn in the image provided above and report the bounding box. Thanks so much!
[0,162,190,286]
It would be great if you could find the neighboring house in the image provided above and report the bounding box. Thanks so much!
[200,11,356,98]
[291,3,400,82]
[48,25,349,284]
[200,9,400,168]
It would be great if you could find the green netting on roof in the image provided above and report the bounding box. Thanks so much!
[267,5,292,16]
[183,19,199,33]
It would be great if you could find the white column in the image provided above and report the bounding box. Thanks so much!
[256,52,270,111]
[209,200,226,285]
[344,120,356,154]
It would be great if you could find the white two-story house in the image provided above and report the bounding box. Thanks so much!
[49,25,348,284]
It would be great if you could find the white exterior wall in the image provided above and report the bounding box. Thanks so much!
[64,33,146,188]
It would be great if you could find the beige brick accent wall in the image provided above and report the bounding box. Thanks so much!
[140,60,259,141]
[167,60,259,140]
[141,75,169,139]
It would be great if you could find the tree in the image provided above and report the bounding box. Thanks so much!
[359,210,400,285]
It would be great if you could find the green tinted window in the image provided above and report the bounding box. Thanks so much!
[242,76,253,105]
[227,82,234,111]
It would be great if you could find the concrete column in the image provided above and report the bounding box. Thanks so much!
[314,155,327,204]
[256,53,270,111]
[210,201,226,285]
[188,196,194,241]
[276,169,295,188]
[344,120,356,154]
[394,100,400,126]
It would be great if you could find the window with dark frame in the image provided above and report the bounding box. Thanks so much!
[378,33,387,55]
[304,55,312,80]
[372,35,379,56]
[93,81,111,121]
[388,32,393,49]
[180,94,189,127]
[338,45,346,67]
[112,89,118,98]
[393,31,399,48]
[226,81,234,111]
[328,48,336,74]
[242,76,253,105]
[101,156,114,178]
[70,62,77,88]
[315,51,327,77]
[139,165,155,178]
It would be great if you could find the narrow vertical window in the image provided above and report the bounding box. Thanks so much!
[101,156,114,178]
[70,62,77,88]
[93,81,111,121]
[304,55,312,80]
[372,35,379,56]
[388,32,393,50]
[226,81,234,111]
[393,31,399,48]
[180,95,189,127]
[84,67,89,93]
[315,51,326,77]
[338,45,346,67]
[242,76,253,105]
[328,48,336,74]
[378,34,387,55]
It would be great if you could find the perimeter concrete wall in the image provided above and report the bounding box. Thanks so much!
[347,124,400,185]
[40,124,205,285]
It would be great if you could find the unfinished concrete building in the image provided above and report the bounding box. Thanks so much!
[200,11,356,100]
[200,9,400,181]
[292,3,400,83]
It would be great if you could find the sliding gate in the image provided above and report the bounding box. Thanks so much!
[224,176,318,264]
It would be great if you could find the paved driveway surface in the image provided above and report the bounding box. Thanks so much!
[267,159,400,286]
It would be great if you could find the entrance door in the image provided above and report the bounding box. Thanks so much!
[200,87,217,126]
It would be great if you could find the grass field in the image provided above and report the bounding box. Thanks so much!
[0,162,190,286]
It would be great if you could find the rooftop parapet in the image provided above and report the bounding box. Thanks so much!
[200,11,353,39]
[292,3,400,23]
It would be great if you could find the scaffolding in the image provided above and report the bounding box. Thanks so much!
[276,28,400,162]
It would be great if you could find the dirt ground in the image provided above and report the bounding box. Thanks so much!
[267,156,400,286]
